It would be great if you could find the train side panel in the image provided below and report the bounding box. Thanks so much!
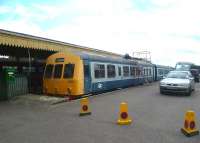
[142,65,154,83]
[89,62,142,93]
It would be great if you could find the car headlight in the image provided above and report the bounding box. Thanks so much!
[178,84,189,88]
[160,82,166,86]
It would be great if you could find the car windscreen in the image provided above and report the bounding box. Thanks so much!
[167,72,189,79]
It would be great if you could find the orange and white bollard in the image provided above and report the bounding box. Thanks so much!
[117,102,132,125]
[79,97,91,116]
[181,110,199,137]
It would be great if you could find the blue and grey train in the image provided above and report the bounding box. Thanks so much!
[43,52,173,98]
[154,65,174,81]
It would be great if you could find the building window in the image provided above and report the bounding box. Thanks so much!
[44,64,53,78]
[94,64,105,78]
[63,63,75,78]
[54,64,63,78]
[107,65,116,78]
[118,66,121,76]
[123,66,130,77]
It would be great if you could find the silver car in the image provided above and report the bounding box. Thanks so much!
[159,71,195,96]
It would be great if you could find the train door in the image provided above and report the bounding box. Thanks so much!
[118,65,122,80]
[137,66,143,84]
[135,66,139,85]
[84,61,92,94]
[143,67,147,82]
[154,66,157,81]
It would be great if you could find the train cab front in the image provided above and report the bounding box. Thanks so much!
[43,52,84,98]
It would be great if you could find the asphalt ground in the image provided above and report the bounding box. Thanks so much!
[1,82,200,143]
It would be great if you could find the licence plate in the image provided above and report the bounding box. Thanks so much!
[166,86,176,89]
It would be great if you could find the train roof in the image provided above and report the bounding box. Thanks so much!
[136,60,154,66]
[74,51,138,65]
[155,64,174,69]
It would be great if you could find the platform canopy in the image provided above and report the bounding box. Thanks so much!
[0,29,121,59]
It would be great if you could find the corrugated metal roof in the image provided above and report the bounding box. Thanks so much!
[0,29,122,57]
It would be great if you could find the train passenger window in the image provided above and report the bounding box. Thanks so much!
[123,66,130,77]
[136,68,140,76]
[136,68,138,76]
[130,67,133,76]
[130,67,135,76]
[44,64,53,78]
[94,64,105,78]
[118,66,121,76]
[54,64,63,78]
[144,69,146,75]
[64,64,75,78]
[107,65,116,78]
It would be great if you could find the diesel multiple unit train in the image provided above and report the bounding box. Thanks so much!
[43,52,173,98]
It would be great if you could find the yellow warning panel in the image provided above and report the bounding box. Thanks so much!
[79,97,91,116]
[181,110,199,137]
[117,102,132,125]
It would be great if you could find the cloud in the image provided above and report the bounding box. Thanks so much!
[0,19,45,36]
[1,0,200,67]
[0,6,12,13]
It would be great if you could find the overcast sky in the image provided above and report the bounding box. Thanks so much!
[1,0,200,67]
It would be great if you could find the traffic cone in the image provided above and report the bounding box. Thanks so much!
[181,110,199,137]
[117,102,132,125]
[79,97,91,116]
